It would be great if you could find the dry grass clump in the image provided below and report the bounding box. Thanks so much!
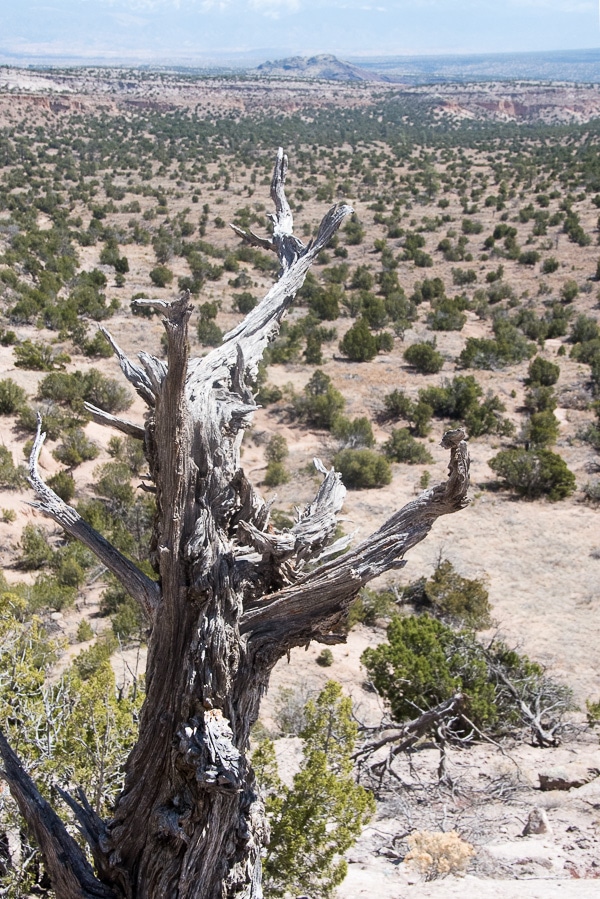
[404,830,475,880]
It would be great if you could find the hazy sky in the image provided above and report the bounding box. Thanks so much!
[1,0,599,63]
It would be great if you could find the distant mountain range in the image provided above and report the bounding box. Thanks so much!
[255,48,600,85]
[256,54,391,82]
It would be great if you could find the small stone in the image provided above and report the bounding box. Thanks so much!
[522,807,552,836]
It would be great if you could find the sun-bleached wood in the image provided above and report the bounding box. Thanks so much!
[0,149,470,899]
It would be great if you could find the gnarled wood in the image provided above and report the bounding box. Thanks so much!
[0,730,115,899]
[2,148,470,899]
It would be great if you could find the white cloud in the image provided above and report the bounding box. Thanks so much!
[248,0,301,17]
[199,0,232,9]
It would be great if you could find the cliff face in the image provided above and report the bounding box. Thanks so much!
[427,83,600,124]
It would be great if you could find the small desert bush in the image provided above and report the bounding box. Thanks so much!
[0,378,27,415]
[0,446,28,489]
[528,357,560,387]
[346,587,397,629]
[402,558,492,628]
[332,448,391,489]
[316,649,334,667]
[292,370,345,430]
[404,341,444,374]
[383,428,433,464]
[488,448,575,500]
[405,830,474,881]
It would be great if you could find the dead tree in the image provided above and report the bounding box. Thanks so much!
[0,149,470,899]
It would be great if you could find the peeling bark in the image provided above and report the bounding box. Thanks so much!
[0,149,470,899]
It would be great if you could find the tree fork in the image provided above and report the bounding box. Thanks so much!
[0,149,470,899]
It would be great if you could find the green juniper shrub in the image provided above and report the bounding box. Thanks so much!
[403,340,444,375]
[346,587,398,629]
[560,279,579,303]
[376,330,394,353]
[76,619,94,642]
[256,682,375,899]
[344,212,365,245]
[149,265,173,288]
[362,615,568,739]
[233,291,257,314]
[0,328,17,346]
[451,267,477,287]
[527,357,560,387]
[18,524,55,570]
[264,435,290,487]
[411,277,445,304]
[586,698,600,727]
[457,318,535,370]
[339,318,379,362]
[111,593,146,643]
[360,293,387,330]
[331,415,375,449]
[512,303,571,341]
[427,297,467,332]
[0,446,28,489]
[382,389,414,421]
[542,256,560,274]
[73,633,119,680]
[523,386,557,413]
[14,340,70,372]
[47,470,76,503]
[196,302,223,347]
[418,375,512,438]
[383,428,433,464]
[488,448,576,500]
[304,331,323,364]
[524,410,560,447]
[315,649,334,667]
[293,370,345,430]
[253,361,283,407]
[518,250,540,266]
[38,369,131,416]
[332,448,391,489]
[17,402,79,441]
[27,574,77,612]
[93,461,135,513]
[0,378,27,415]
[401,558,492,628]
[570,338,600,366]
[52,429,100,468]
[264,462,289,488]
[350,265,374,291]
[569,314,599,345]
[82,329,113,358]
[107,435,146,475]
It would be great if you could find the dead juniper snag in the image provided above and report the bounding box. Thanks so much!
[0,148,470,899]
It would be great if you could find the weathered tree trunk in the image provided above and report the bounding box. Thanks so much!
[0,149,470,899]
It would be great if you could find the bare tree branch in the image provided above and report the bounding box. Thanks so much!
[0,730,115,899]
[83,403,145,440]
[28,418,160,617]
[240,430,470,646]
[98,327,156,407]
[353,694,465,763]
